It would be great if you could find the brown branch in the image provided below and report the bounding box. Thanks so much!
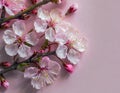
[0,0,51,25]
[0,51,56,75]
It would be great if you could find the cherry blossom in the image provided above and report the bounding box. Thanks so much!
[3,20,39,58]
[24,56,61,89]
[0,0,26,15]
[56,24,87,65]
[34,8,63,42]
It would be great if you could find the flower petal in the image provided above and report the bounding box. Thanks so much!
[67,49,81,65]
[24,67,39,78]
[5,44,18,56]
[73,37,87,52]
[45,28,55,42]
[5,6,14,15]
[56,45,68,59]
[34,19,47,33]
[25,31,39,46]
[31,74,43,89]
[37,8,50,21]
[48,60,61,76]
[50,9,62,23]
[40,57,50,68]
[55,32,68,45]
[3,30,16,44]
[17,44,33,58]
[12,21,26,36]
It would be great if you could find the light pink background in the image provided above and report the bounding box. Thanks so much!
[0,0,120,93]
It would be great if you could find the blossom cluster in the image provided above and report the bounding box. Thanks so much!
[0,0,87,90]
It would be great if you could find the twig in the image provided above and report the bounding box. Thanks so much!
[0,0,51,25]
[0,51,56,75]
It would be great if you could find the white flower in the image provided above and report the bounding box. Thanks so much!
[0,0,26,15]
[34,8,63,42]
[56,24,87,65]
[3,20,39,58]
[24,57,61,89]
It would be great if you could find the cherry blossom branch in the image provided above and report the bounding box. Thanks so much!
[0,51,56,75]
[0,0,51,25]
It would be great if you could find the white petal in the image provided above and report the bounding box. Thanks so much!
[67,49,81,65]
[73,37,87,52]
[5,6,14,15]
[3,30,16,44]
[50,9,62,23]
[24,67,39,78]
[0,1,2,9]
[31,75,42,89]
[55,32,68,45]
[37,8,50,21]
[56,45,68,59]
[45,28,55,42]
[18,44,33,58]
[34,19,47,33]
[25,31,39,46]
[5,44,18,56]
[12,21,26,36]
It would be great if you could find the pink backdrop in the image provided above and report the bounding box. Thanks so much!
[0,0,120,93]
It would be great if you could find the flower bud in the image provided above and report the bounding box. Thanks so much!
[64,63,74,73]
[1,62,11,67]
[66,3,78,15]
[31,0,37,4]
[1,80,9,88]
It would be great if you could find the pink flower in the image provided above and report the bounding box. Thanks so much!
[56,24,87,64]
[1,80,9,88]
[0,0,26,15]
[64,63,74,73]
[3,20,39,58]
[24,57,61,89]
[66,3,78,15]
[34,8,63,42]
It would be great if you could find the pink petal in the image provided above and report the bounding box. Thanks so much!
[67,49,81,65]
[25,31,39,46]
[12,21,26,37]
[45,28,55,42]
[37,8,50,21]
[3,30,16,44]
[56,45,68,59]
[40,57,50,68]
[34,19,47,33]
[47,60,61,76]
[5,44,18,56]
[17,44,33,58]
[24,67,39,78]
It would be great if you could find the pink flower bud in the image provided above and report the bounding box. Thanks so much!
[66,3,78,15]
[1,62,11,67]
[1,80,9,88]
[64,63,74,73]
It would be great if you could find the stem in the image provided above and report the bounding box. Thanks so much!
[0,51,56,75]
[0,0,51,25]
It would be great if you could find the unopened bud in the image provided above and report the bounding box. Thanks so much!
[66,3,78,15]
[64,63,74,73]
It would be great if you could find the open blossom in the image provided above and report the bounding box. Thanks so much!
[0,0,26,15]
[34,8,63,42]
[56,24,87,65]
[3,20,39,58]
[24,57,61,89]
